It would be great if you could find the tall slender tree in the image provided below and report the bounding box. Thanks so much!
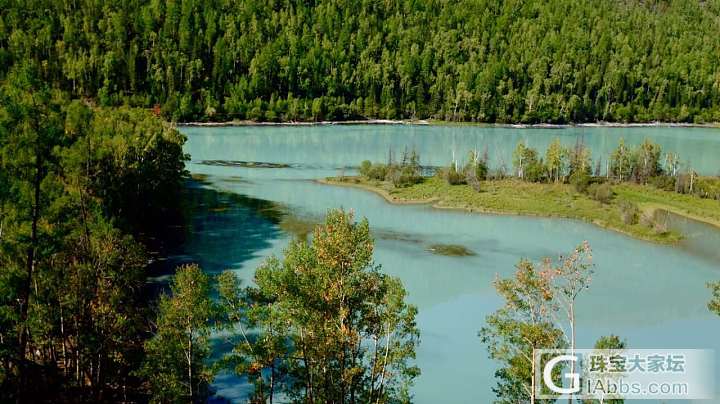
[140,264,217,403]
[480,260,566,403]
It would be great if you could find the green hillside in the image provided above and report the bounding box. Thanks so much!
[2,0,720,122]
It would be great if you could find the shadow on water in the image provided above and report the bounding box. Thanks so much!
[146,178,285,293]
[143,177,293,403]
[199,159,293,168]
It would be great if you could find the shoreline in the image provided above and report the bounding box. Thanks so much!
[318,177,720,244]
[176,119,720,129]
[317,178,661,243]
[640,203,720,229]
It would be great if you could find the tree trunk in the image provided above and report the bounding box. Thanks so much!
[269,362,275,404]
[188,334,193,402]
[531,348,536,404]
[16,154,43,402]
[569,303,576,404]
[299,329,314,404]
[689,171,695,194]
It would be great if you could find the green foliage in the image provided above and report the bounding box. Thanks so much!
[610,139,635,182]
[359,148,422,187]
[464,150,489,191]
[61,106,189,234]
[692,177,720,200]
[389,148,423,187]
[3,0,720,122]
[513,142,546,183]
[709,282,720,317]
[360,161,390,181]
[588,183,615,204]
[618,200,640,225]
[545,138,568,183]
[216,270,290,404]
[0,67,187,400]
[594,335,626,350]
[443,162,466,185]
[359,160,373,178]
[634,139,663,183]
[586,335,627,404]
[570,170,592,193]
[568,140,593,178]
[241,209,420,403]
[480,259,565,403]
[482,242,594,403]
[648,175,676,192]
[140,264,217,403]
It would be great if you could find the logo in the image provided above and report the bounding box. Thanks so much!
[534,349,715,400]
[543,354,579,394]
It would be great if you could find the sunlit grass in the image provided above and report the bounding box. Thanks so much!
[322,176,720,244]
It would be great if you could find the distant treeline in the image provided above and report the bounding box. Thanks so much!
[2,0,720,123]
[359,138,720,200]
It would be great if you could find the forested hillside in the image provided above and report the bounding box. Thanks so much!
[2,0,720,123]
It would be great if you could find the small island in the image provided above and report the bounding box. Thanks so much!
[322,140,720,244]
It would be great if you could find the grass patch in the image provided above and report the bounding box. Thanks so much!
[614,184,720,228]
[322,176,709,244]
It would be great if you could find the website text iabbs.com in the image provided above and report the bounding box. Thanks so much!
[583,378,689,397]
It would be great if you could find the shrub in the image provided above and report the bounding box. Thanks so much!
[588,183,614,204]
[475,160,488,181]
[359,162,388,181]
[695,177,720,200]
[462,155,486,192]
[524,160,546,183]
[445,164,466,185]
[618,200,639,225]
[360,152,422,187]
[513,142,544,182]
[391,165,423,187]
[640,211,669,235]
[648,175,676,192]
[569,170,591,193]
[359,160,372,178]
[672,172,718,198]
[464,157,488,182]
[465,168,482,192]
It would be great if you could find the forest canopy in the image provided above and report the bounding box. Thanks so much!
[1,0,720,123]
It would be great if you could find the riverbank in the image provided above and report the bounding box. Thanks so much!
[177,119,720,128]
[320,176,720,244]
[177,119,427,127]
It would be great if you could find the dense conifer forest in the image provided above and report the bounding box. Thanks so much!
[2,0,720,123]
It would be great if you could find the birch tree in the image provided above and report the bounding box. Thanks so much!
[250,209,420,403]
[141,264,217,403]
[545,138,568,183]
[480,260,565,404]
[540,242,594,404]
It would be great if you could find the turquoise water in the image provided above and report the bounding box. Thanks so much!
[183,124,720,176]
[178,125,720,403]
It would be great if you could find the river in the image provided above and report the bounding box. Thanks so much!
[174,125,720,403]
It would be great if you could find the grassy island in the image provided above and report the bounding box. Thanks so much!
[321,175,720,244]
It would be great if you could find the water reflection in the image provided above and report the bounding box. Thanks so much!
[182,124,720,176]
[658,210,720,264]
